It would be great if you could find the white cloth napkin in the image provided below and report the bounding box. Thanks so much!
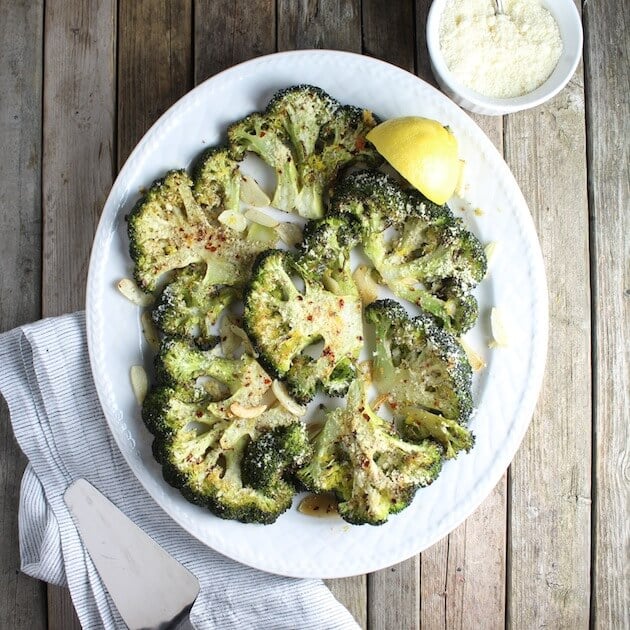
[0,313,359,630]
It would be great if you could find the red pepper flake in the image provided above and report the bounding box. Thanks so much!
[306,315,313,322]
[338,298,345,307]
[263,378,271,385]
[355,137,366,151]
[362,413,370,421]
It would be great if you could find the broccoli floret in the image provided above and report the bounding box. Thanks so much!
[332,170,486,333]
[229,86,381,219]
[191,146,241,213]
[399,407,474,460]
[297,377,444,525]
[243,250,363,403]
[143,385,309,524]
[228,112,300,214]
[365,299,474,459]
[155,337,273,418]
[241,423,311,492]
[296,215,360,296]
[330,169,408,233]
[266,85,339,167]
[311,105,382,175]
[294,104,382,219]
[127,170,266,292]
[152,264,237,349]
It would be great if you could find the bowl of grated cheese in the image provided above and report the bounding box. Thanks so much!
[426,0,583,116]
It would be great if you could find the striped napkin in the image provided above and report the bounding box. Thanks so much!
[0,313,359,630]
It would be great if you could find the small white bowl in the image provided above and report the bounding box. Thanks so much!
[426,0,583,115]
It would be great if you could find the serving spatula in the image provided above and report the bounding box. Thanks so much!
[64,479,200,630]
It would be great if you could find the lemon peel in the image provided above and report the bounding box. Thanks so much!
[366,116,461,205]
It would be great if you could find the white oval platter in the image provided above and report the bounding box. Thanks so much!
[86,50,548,579]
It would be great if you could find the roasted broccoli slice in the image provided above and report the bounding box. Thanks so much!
[243,249,363,403]
[155,337,273,418]
[191,146,241,213]
[142,386,309,524]
[127,170,266,292]
[266,85,339,166]
[365,299,474,459]
[296,215,360,296]
[332,170,486,333]
[228,112,300,214]
[297,377,444,525]
[241,423,311,492]
[294,104,382,219]
[152,264,238,349]
[229,86,381,219]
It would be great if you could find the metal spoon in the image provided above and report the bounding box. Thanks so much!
[494,0,505,14]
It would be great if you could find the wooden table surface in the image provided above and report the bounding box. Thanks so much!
[1,1,628,628]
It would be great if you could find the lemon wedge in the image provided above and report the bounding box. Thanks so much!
[366,117,461,205]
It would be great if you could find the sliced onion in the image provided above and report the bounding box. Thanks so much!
[140,311,160,351]
[352,265,379,305]
[218,209,247,232]
[229,402,267,418]
[240,174,271,207]
[459,337,487,371]
[117,278,154,307]
[275,222,302,247]
[244,207,279,227]
[272,380,307,417]
[130,365,148,405]
[490,307,510,347]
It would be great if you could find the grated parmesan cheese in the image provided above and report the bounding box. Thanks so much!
[439,0,563,98]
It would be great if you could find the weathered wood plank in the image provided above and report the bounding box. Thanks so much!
[42,0,117,315]
[362,0,415,72]
[118,0,192,165]
[276,3,366,625]
[277,0,361,52]
[194,0,275,84]
[0,1,47,628]
[413,2,508,627]
[42,0,117,626]
[361,3,419,629]
[369,559,420,630]
[504,24,591,629]
[583,1,630,626]
[420,479,507,630]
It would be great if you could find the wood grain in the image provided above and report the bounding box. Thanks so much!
[0,1,47,628]
[362,0,415,72]
[420,479,507,630]
[118,0,192,164]
[583,1,630,626]
[504,49,592,630]
[276,2,367,624]
[42,0,117,316]
[194,0,275,84]
[277,0,361,52]
[42,0,117,626]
